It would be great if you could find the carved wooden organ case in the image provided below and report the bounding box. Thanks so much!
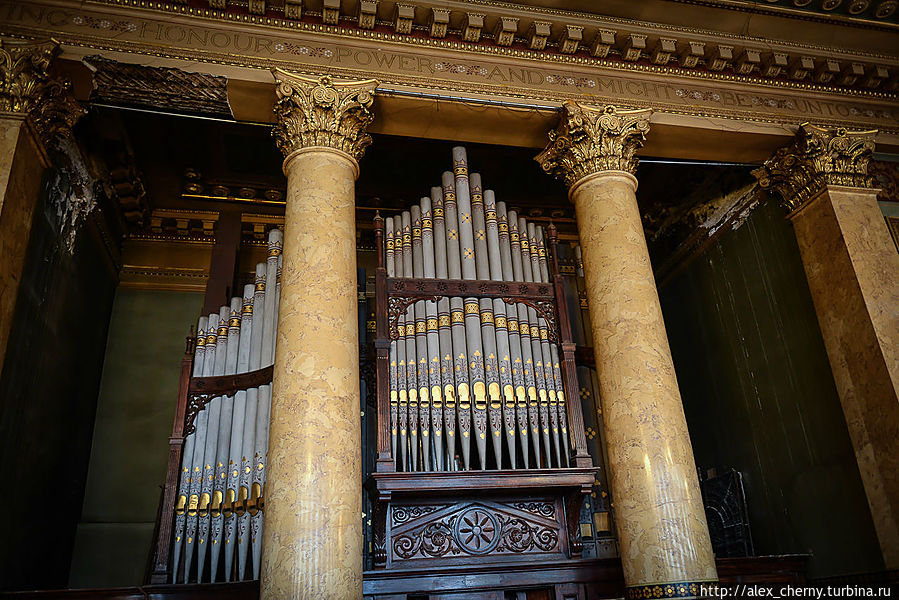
[369,147,597,571]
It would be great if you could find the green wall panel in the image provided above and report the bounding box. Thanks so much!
[70,289,202,587]
[659,200,883,578]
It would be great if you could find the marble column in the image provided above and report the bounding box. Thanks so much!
[754,125,899,569]
[262,71,378,599]
[537,103,717,598]
[0,38,81,376]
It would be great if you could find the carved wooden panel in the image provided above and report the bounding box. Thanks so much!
[387,498,565,566]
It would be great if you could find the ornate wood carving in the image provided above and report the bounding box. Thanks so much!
[386,277,559,342]
[388,276,553,299]
[183,364,274,435]
[389,500,563,563]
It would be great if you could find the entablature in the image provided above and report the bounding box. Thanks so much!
[3,0,898,159]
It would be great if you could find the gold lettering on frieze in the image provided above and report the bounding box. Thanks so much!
[5,1,897,135]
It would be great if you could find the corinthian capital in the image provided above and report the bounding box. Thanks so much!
[753,123,877,214]
[535,102,652,188]
[0,38,57,114]
[271,70,378,162]
[0,38,84,146]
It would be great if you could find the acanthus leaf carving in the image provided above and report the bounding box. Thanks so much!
[753,122,877,214]
[0,38,84,147]
[535,102,652,188]
[271,70,378,162]
[0,37,57,114]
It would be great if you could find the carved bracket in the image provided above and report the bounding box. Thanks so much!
[387,295,440,340]
[183,364,274,435]
[501,297,559,344]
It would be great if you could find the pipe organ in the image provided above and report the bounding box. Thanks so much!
[152,147,606,584]
[370,147,597,571]
[383,154,569,473]
[159,229,283,584]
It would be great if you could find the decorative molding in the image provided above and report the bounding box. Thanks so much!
[536,103,652,188]
[271,70,378,161]
[624,581,715,600]
[4,2,898,135]
[390,500,562,562]
[752,122,877,213]
[83,55,231,118]
[23,0,899,96]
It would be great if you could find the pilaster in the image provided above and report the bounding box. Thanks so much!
[0,37,83,378]
[755,124,899,569]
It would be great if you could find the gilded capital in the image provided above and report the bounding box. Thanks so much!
[0,38,57,114]
[0,38,83,146]
[753,123,877,213]
[271,70,378,162]
[535,102,652,188]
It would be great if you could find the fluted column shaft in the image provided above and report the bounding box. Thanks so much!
[262,72,377,600]
[755,125,899,568]
[538,103,716,598]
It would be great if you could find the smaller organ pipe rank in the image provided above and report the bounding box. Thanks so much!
[171,228,282,583]
[172,315,208,582]
[385,147,572,471]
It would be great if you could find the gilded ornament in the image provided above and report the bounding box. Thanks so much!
[535,102,652,188]
[0,38,83,146]
[271,70,379,162]
[752,122,877,214]
[0,38,56,114]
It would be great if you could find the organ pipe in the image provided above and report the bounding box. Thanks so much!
[170,228,282,584]
[383,147,574,472]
